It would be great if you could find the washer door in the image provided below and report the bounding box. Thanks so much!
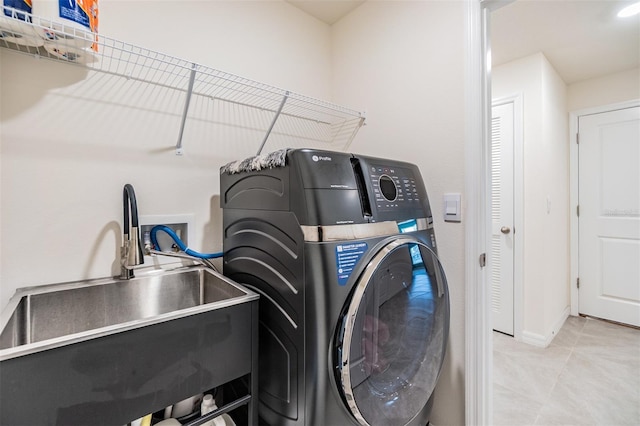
[335,237,449,426]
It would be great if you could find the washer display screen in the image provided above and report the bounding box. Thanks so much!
[379,175,397,201]
[335,240,449,426]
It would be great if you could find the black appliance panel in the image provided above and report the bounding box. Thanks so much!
[355,156,432,224]
[290,150,358,190]
[367,163,422,212]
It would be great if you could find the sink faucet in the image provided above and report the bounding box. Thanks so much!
[121,184,144,279]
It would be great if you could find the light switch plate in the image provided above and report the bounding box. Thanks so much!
[444,193,462,222]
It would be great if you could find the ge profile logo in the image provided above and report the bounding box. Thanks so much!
[312,155,319,162]
[312,154,331,162]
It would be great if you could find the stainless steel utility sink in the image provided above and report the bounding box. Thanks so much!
[0,266,259,426]
[0,266,254,353]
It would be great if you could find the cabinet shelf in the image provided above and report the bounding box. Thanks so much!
[0,6,365,155]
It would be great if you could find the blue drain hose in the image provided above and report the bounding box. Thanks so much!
[150,224,223,259]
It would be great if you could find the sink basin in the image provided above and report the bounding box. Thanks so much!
[0,266,259,426]
[0,266,255,353]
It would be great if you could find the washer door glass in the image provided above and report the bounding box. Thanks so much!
[335,239,449,426]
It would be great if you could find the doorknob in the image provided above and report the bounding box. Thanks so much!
[501,226,511,234]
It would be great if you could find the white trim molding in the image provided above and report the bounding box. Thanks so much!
[466,1,518,424]
[521,307,570,347]
[465,1,492,424]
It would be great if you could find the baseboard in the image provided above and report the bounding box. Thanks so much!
[521,330,547,347]
[521,307,570,348]
[549,306,571,344]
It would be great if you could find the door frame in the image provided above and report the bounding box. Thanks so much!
[569,99,640,317]
[466,1,516,424]
[491,94,524,340]
[464,0,501,424]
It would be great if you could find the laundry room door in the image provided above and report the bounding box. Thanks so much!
[334,238,449,426]
[578,106,640,327]
[490,102,515,335]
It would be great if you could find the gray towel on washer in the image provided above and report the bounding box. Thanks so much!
[220,148,289,175]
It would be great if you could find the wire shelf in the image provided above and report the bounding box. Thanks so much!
[0,6,365,155]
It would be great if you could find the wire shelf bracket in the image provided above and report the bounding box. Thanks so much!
[257,91,289,156]
[175,63,197,155]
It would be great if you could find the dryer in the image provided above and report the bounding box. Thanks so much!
[220,149,449,426]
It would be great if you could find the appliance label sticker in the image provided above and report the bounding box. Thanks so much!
[336,242,367,286]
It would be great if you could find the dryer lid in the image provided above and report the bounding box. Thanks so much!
[335,238,449,426]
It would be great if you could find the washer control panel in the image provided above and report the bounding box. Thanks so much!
[368,163,421,212]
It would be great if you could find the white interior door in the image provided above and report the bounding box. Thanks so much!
[491,102,514,335]
[578,106,640,327]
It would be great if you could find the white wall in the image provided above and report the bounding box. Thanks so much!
[541,57,570,337]
[99,1,332,99]
[568,67,640,112]
[0,0,331,309]
[492,53,569,344]
[332,2,466,425]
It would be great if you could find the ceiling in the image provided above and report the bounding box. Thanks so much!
[286,0,639,85]
[286,0,365,25]
[491,0,639,84]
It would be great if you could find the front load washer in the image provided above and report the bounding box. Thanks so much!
[220,149,449,426]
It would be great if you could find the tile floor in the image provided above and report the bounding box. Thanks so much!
[493,316,640,425]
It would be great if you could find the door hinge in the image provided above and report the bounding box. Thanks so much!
[479,253,486,268]
[576,133,579,144]
[577,277,580,289]
[577,205,580,217]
